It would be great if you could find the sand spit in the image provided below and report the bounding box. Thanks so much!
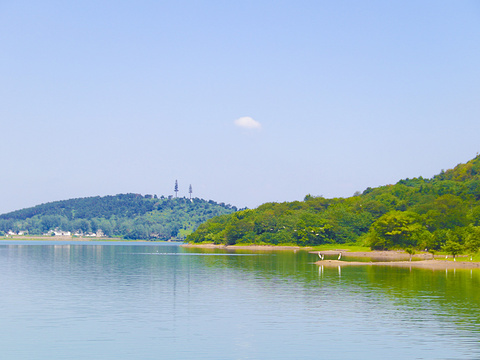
[181,244,480,269]
[315,259,480,270]
[313,250,434,261]
[312,250,480,269]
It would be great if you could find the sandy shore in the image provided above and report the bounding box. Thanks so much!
[312,250,480,269]
[316,259,480,269]
[182,246,480,269]
[181,243,312,251]
[313,250,434,261]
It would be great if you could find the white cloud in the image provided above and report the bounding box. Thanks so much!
[234,116,261,130]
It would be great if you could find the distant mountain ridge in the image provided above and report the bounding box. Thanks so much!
[0,194,237,240]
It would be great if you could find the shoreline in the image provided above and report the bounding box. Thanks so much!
[5,239,478,269]
[0,236,162,242]
[183,244,480,269]
[313,250,435,261]
[316,259,480,269]
[313,249,480,269]
[181,243,312,251]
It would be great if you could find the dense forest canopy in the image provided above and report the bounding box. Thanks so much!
[0,194,237,240]
[187,155,480,255]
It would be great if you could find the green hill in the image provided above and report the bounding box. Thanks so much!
[0,194,237,240]
[187,155,480,254]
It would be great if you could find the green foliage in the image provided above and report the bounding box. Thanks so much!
[405,247,415,261]
[187,196,369,246]
[442,237,463,259]
[0,195,236,240]
[187,155,480,252]
[368,211,424,250]
[464,225,480,254]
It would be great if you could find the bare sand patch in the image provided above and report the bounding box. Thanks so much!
[312,250,434,261]
[316,259,480,270]
[181,244,480,269]
[312,249,479,269]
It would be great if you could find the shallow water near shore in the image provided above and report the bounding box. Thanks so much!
[0,241,479,360]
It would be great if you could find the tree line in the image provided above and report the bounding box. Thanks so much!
[0,194,237,240]
[187,155,480,256]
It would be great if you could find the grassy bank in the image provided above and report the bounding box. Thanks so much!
[309,244,371,252]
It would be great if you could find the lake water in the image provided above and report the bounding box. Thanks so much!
[0,241,479,360]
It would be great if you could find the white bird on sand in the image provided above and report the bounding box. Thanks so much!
[338,253,342,260]
[318,253,324,260]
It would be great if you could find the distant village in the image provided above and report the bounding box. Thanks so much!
[5,229,107,238]
[0,186,237,241]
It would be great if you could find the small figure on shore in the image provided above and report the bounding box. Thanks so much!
[338,252,342,260]
[318,253,324,260]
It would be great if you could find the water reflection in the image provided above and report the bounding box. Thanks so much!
[0,241,479,360]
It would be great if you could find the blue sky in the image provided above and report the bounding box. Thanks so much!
[1,1,479,214]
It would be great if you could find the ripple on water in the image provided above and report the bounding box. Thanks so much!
[0,243,479,360]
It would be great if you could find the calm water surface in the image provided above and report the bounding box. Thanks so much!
[0,241,479,360]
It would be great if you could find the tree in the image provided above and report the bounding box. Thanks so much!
[405,247,415,261]
[464,225,480,255]
[40,215,63,233]
[73,219,91,234]
[367,211,424,250]
[174,180,179,198]
[442,239,463,261]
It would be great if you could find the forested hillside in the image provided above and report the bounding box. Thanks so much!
[0,194,237,240]
[187,155,480,254]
